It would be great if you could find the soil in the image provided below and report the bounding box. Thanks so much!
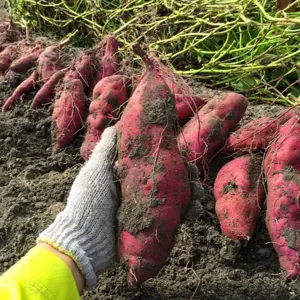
[0,64,300,299]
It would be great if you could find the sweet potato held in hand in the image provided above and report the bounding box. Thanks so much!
[116,45,190,286]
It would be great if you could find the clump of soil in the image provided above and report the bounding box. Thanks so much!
[0,67,299,300]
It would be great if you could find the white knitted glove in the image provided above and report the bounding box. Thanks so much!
[37,127,118,289]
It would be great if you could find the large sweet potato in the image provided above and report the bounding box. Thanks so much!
[264,116,300,278]
[117,45,190,286]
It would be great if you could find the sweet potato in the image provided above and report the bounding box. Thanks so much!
[214,155,265,240]
[2,70,39,111]
[31,68,68,109]
[117,45,190,286]
[10,44,44,73]
[80,75,131,160]
[223,107,300,154]
[178,93,247,172]
[264,116,300,278]
[88,36,118,95]
[51,78,85,152]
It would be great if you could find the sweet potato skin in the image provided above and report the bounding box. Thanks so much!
[117,47,190,286]
[264,116,300,278]
[80,75,130,160]
[214,155,265,240]
[51,78,85,152]
[178,92,247,171]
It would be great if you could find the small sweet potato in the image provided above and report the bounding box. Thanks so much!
[223,107,300,154]
[214,155,265,240]
[0,45,14,74]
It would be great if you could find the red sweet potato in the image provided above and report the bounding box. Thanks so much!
[31,68,69,109]
[178,93,248,172]
[51,78,86,152]
[264,115,300,278]
[2,70,39,111]
[117,45,190,286]
[80,75,131,161]
[223,107,300,154]
[88,36,118,95]
[214,155,265,240]
[10,44,44,73]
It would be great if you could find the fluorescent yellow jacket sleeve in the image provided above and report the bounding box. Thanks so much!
[0,247,80,300]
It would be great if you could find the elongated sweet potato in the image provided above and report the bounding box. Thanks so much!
[2,70,38,111]
[10,44,44,73]
[117,45,190,286]
[31,68,68,109]
[214,155,265,240]
[223,107,300,154]
[264,116,300,278]
[178,93,247,172]
[51,78,86,152]
[80,75,131,160]
[88,36,118,95]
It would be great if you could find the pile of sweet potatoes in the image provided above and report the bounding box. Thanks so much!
[1,33,300,284]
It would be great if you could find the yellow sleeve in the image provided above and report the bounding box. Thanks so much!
[0,247,80,300]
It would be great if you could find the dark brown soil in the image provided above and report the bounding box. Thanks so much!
[0,70,299,300]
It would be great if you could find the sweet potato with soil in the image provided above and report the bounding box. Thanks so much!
[117,45,190,286]
[214,155,265,240]
[264,115,300,278]
[80,75,131,161]
[51,78,85,152]
[10,44,44,73]
[31,68,69,109]
[2,70,38,111]
[88,36,118,95]
[178,93,247,172]
[223,107,300,154]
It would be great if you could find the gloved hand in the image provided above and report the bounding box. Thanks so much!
[37,127,119,289]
